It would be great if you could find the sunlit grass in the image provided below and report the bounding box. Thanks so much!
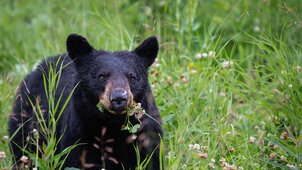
[0,0,302,169]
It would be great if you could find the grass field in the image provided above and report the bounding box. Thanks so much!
[1,0,302,169]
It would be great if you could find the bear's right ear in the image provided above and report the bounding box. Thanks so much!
[66,34,94,62]
[134,36,159,68]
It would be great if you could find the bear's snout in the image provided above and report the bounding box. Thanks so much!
[110,88,128,112]
[99,81,134,115]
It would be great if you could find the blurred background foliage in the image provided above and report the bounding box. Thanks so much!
[1,0,302,169]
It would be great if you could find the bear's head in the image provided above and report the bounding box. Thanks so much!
[66,34,158,115]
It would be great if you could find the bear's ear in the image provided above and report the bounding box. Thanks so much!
[66,34,94,62]
[134,36,159,67]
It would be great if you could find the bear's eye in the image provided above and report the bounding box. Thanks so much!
[128,74,136,82]
[98,73,107,80]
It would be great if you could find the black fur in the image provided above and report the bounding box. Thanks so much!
[9,34,162,170]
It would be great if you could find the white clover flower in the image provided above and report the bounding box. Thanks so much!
[0,151,6,159]
[253,25,260,32]
[20,155,28,163]
[191,69,197,74]
[195,53,202,59]
[280,155,287,161]
[2,135,9,142]
[286,164,295,169]
[229,164,237,170]
[193,144,201,150]
[197,153,208,159]
[144,7,152,17]
[249,136,256,143]
[296,65,301,72]
[208,51,216,58]
[222,61,234,69]
[166,151,176,159]
[208,162,215,169]
[195,52,209,59]
[202,53,208,58]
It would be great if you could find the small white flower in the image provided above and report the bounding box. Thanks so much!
[152,58,160,67]
[20,155,28,163]
[189,144,201,150]
[2,135,9,142]
[197,153,208,159]
[32,128,39,139]
[249,136,256,143]
[220,92,226,97]
[144,7,152,17]
[286,164,295,169]
[191,69,197,74]
[0,151,6,159]
[166,151,176,159]
[193,144,201,150]
[296,65,301,72]
[280,155,287,161]
[159,0,165,7]
[220,157,226,163]
[229,164,237,170]
[195,52,209,59]
[195,53,202,59]
[208,162,215,169]
[288,84,293,88]
[208,51,216,57]
[222,61,234,69]
[202,53,208,58]
[253,25,260,32]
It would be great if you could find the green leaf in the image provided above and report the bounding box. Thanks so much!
[162,114,175,123]
[130,124,141,133]
[96,103,104,112]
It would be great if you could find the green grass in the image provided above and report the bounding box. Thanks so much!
[1,0,302,169]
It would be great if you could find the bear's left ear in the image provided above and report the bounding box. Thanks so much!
[66,34,94,63]
[134,36,159,67]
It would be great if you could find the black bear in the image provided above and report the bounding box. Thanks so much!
[9,34,163,170]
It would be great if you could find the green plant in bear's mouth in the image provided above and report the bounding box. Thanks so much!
[122,102,145,135]
[96,103,104,113]
[95,102,145,134]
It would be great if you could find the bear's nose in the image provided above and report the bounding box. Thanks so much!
[109,88,128,112]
